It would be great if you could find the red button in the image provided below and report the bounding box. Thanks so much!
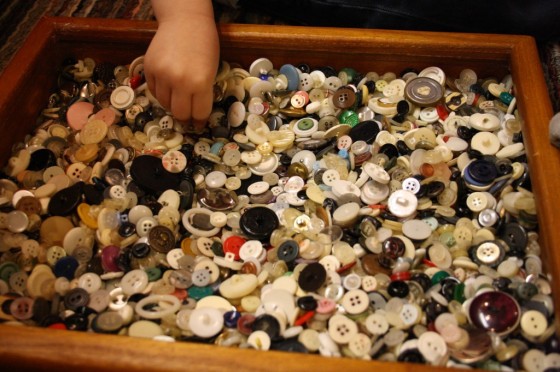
[223,236,246,261]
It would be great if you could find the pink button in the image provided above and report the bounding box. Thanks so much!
[67,101,94,130]
[94,107,117,126]
[316,298,336,314]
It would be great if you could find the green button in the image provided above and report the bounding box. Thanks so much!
[0,262,19,282]
[431,270,450,286]
[145,267,162,282]
[188,286,213,300]
[338,110,359,126]
[297,118,314,131]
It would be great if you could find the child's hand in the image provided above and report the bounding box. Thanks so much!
[145,1,219,131]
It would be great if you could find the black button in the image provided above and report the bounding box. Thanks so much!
[64,313,89,331]
[271,339,308,353]
[118,222,136,237]
[426,181,445,198]
[31,297,51,323]
[28,149,57,171]
[252,314,281,341]
[48,182,83,216]
[398,348,425,364]
[131,242,150,259]
[379,143,399,159]
[83,183,104,205]
[130,155,180,194]
[296,296,318,311]
[500,222,528,252]
[297,262,326,292]
[239,206,279,241]
[349,120,380,144]
[467,159,498,184]
[53,256,79,280]
[387,280,409,298]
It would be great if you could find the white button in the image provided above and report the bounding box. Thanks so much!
[471,132,501,155]
[363,162,390,184]
[401,177,420,194]
[521,310,547,337]
[78,272,102,293]
[210,211,227,228]
[110,86,135,110]
[241,150,262,165]
[361,275,378,292]
[205,171,227,189]
[227,101,246,128]
[62,226,92,256]
[332,202,360,226]
[222,149,241,167]
[399,304,420,326]
[162,150,187,173]
[427,242,452,268]
[418,331,447,364]
[328,314,358,344]
[522,349,546,372]
[135,216,158,237]
[239,240,263,261]
[469,113,501,131]
[466,192,488,212]
[247,181,269,195]
[331,180,361,199]
[247,330,271,350]
[365,313,389,335]
[109,185,127,199]
[225,177,241,191]
[361,180,390,205]
[158,190,181,210]
[322,169,340,186]
[402,219,432,240]
[337,135,352,150]
[192,268,211,287]
[348,333,372,358]
[249,57,273,76]
[194,141,211,156]
[298,73,313,91]
[128,205,153,224]
[340,289,369,315]
[188,307,224,338]
[166,248,184,269]
[387,190,418,218]
[291,150,316,173]
[6,210,28,233]
[120,269,149,295]
[324,76,342,91]
[249,154,279,176]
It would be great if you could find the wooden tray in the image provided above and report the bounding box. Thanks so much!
[0,17,556,371]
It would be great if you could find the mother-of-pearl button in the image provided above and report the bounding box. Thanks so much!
[245,120,270,145]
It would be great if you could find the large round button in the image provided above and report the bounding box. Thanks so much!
[130,155,180,193]
[239,207,279,241]
[469,291,520,335]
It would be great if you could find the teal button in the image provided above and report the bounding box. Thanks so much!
[188,285,213,300]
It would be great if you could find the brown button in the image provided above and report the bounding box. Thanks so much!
[148,225,176,254]
[240,261,258,275]
[332,87,356,109]
[16,196,42,216]
[361,253,391,276]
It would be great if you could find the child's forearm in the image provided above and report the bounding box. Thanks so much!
[151,0,215,23]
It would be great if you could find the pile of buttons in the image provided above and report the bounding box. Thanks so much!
[0,54,558,371]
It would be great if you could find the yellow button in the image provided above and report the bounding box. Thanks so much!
[77,203,98,229]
